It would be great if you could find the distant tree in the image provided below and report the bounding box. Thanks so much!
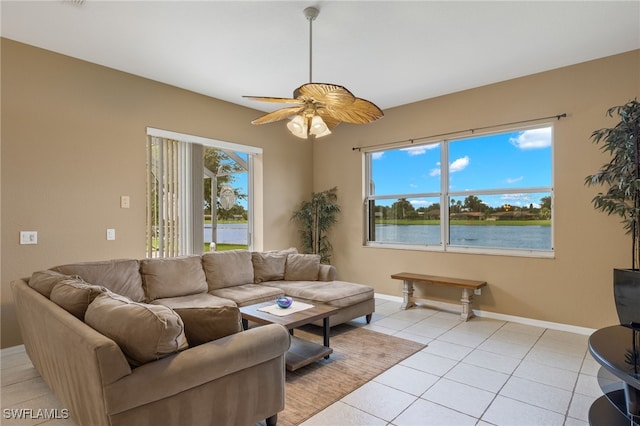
[391,198,415,219]
[540,196,552,210]
[463,195,487,212]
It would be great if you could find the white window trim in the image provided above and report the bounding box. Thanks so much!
[363,124,555,259]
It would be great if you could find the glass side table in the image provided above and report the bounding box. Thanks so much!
[589,325,640,425]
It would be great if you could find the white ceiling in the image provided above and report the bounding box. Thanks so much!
[2,1,639,114]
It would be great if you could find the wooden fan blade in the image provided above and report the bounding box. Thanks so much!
[294,83,356,108]
[324,98,384,124]
[316,109,341,130]
[250,106,305,125]
[243,95,305,105]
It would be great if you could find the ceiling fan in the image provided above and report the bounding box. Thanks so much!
[243,7,384,139]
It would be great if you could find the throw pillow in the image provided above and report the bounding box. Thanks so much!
[52,259,145,302]
[140,256,208,301]
[28,270,77,299]
[173,306,242,346]
[252,252,287,283]
[50,278,106,320]
[85,292,188,366]
[284,254,321,281]
[202,250,254,290]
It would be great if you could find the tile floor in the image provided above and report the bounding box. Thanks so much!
[1,297,603,426]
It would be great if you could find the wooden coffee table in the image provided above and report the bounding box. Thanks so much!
[239,301,338,371]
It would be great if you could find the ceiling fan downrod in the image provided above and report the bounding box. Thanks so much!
[304,7,319,83]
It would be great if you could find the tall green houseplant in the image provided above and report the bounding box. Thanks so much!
[292,187,340,264]
[585,98,640,324]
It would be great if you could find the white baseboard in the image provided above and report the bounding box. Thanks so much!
[374,293,596,336]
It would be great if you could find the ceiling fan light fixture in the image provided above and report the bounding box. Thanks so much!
[287,115,308,139]
[310,115,331,138]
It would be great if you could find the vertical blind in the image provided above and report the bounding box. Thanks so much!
[146,136,193,258]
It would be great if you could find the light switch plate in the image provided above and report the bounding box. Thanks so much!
[106,228,116,241]
[20,231,38,245]
[120,195,130,209]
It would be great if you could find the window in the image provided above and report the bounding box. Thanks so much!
[146,128,261,258]
[365,125,553,256]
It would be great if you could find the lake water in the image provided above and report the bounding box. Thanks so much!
[374,224,551,250]
[204,223,248,245]
[204,223,552,250]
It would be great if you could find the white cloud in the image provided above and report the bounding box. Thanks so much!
[429,168,440,176]
[410,199,429,206]
[450,156,470,173]
[509,127,552,150]
[371,152,384,160]
[506,176,524,184]
[400,144,439,156]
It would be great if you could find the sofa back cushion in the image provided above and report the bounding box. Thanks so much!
[251,248,298,283]
[284,254,321,281]
[202,250,254,290]
[140,256,208,301]
[85,292,188,366]
[52,259,145,302]
[173,306,242,346]
[50,278,106,320]
[29,269,78,299]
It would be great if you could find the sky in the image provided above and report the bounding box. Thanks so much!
[370,126,553,209]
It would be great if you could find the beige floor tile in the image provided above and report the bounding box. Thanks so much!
[421,378,496,418]
[437,329,489,348]
[300,401,386,426]
[513,360,579,391]
[341,381,417,422]
[499,376,572,414]
[461,348,521,375]
[444,362,510,393]
[524,346,585,372]
[481,395,565,426]
[421,339,473,361]
[392,398,477,426]
[400,351,458,376]
[477,338,533,359]
[567,392,597,422]
[373,364,439,396]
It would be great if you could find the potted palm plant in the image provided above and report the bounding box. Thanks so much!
[291,187,340,264]
[585,98,640,325]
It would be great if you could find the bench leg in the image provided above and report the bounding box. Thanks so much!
[401,280,416,310]
[460,288,474,321]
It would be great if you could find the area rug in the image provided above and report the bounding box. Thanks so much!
[279,324,426,426]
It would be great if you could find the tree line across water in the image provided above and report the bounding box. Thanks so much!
[375,195,551,223]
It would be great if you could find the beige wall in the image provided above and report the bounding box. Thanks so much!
[2,38,639,348]
[0,39,312,348]
[314,49,640,330]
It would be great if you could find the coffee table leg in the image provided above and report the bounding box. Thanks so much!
[323,317,330,358]
[241,318,248,331]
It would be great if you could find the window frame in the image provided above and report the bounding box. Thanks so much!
[364,124,555,258]
[146,127,262,257]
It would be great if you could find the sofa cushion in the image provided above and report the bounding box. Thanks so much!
[151,293,237,309]
[284,254,320,281]
[265,280,374,308]
[140,256,208,301]
[209,284,284,307]
[202,250,254,290]
[85,292,188,366]
[52,259,145,302]
[173,306,242,346]
[28,270,78,298]
[252,252,287,283]
[50,278,106,320]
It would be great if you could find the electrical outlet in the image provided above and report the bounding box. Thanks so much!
[474,288,482,296]
[20,231,38,245]
[120,195,130,209]
[106,228,116,241]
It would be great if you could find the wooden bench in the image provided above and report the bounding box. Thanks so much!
[390,272,487,321]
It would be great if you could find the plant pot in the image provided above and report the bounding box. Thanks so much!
[614,269,640,326]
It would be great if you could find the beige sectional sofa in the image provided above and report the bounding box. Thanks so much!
[11,249,374,426]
